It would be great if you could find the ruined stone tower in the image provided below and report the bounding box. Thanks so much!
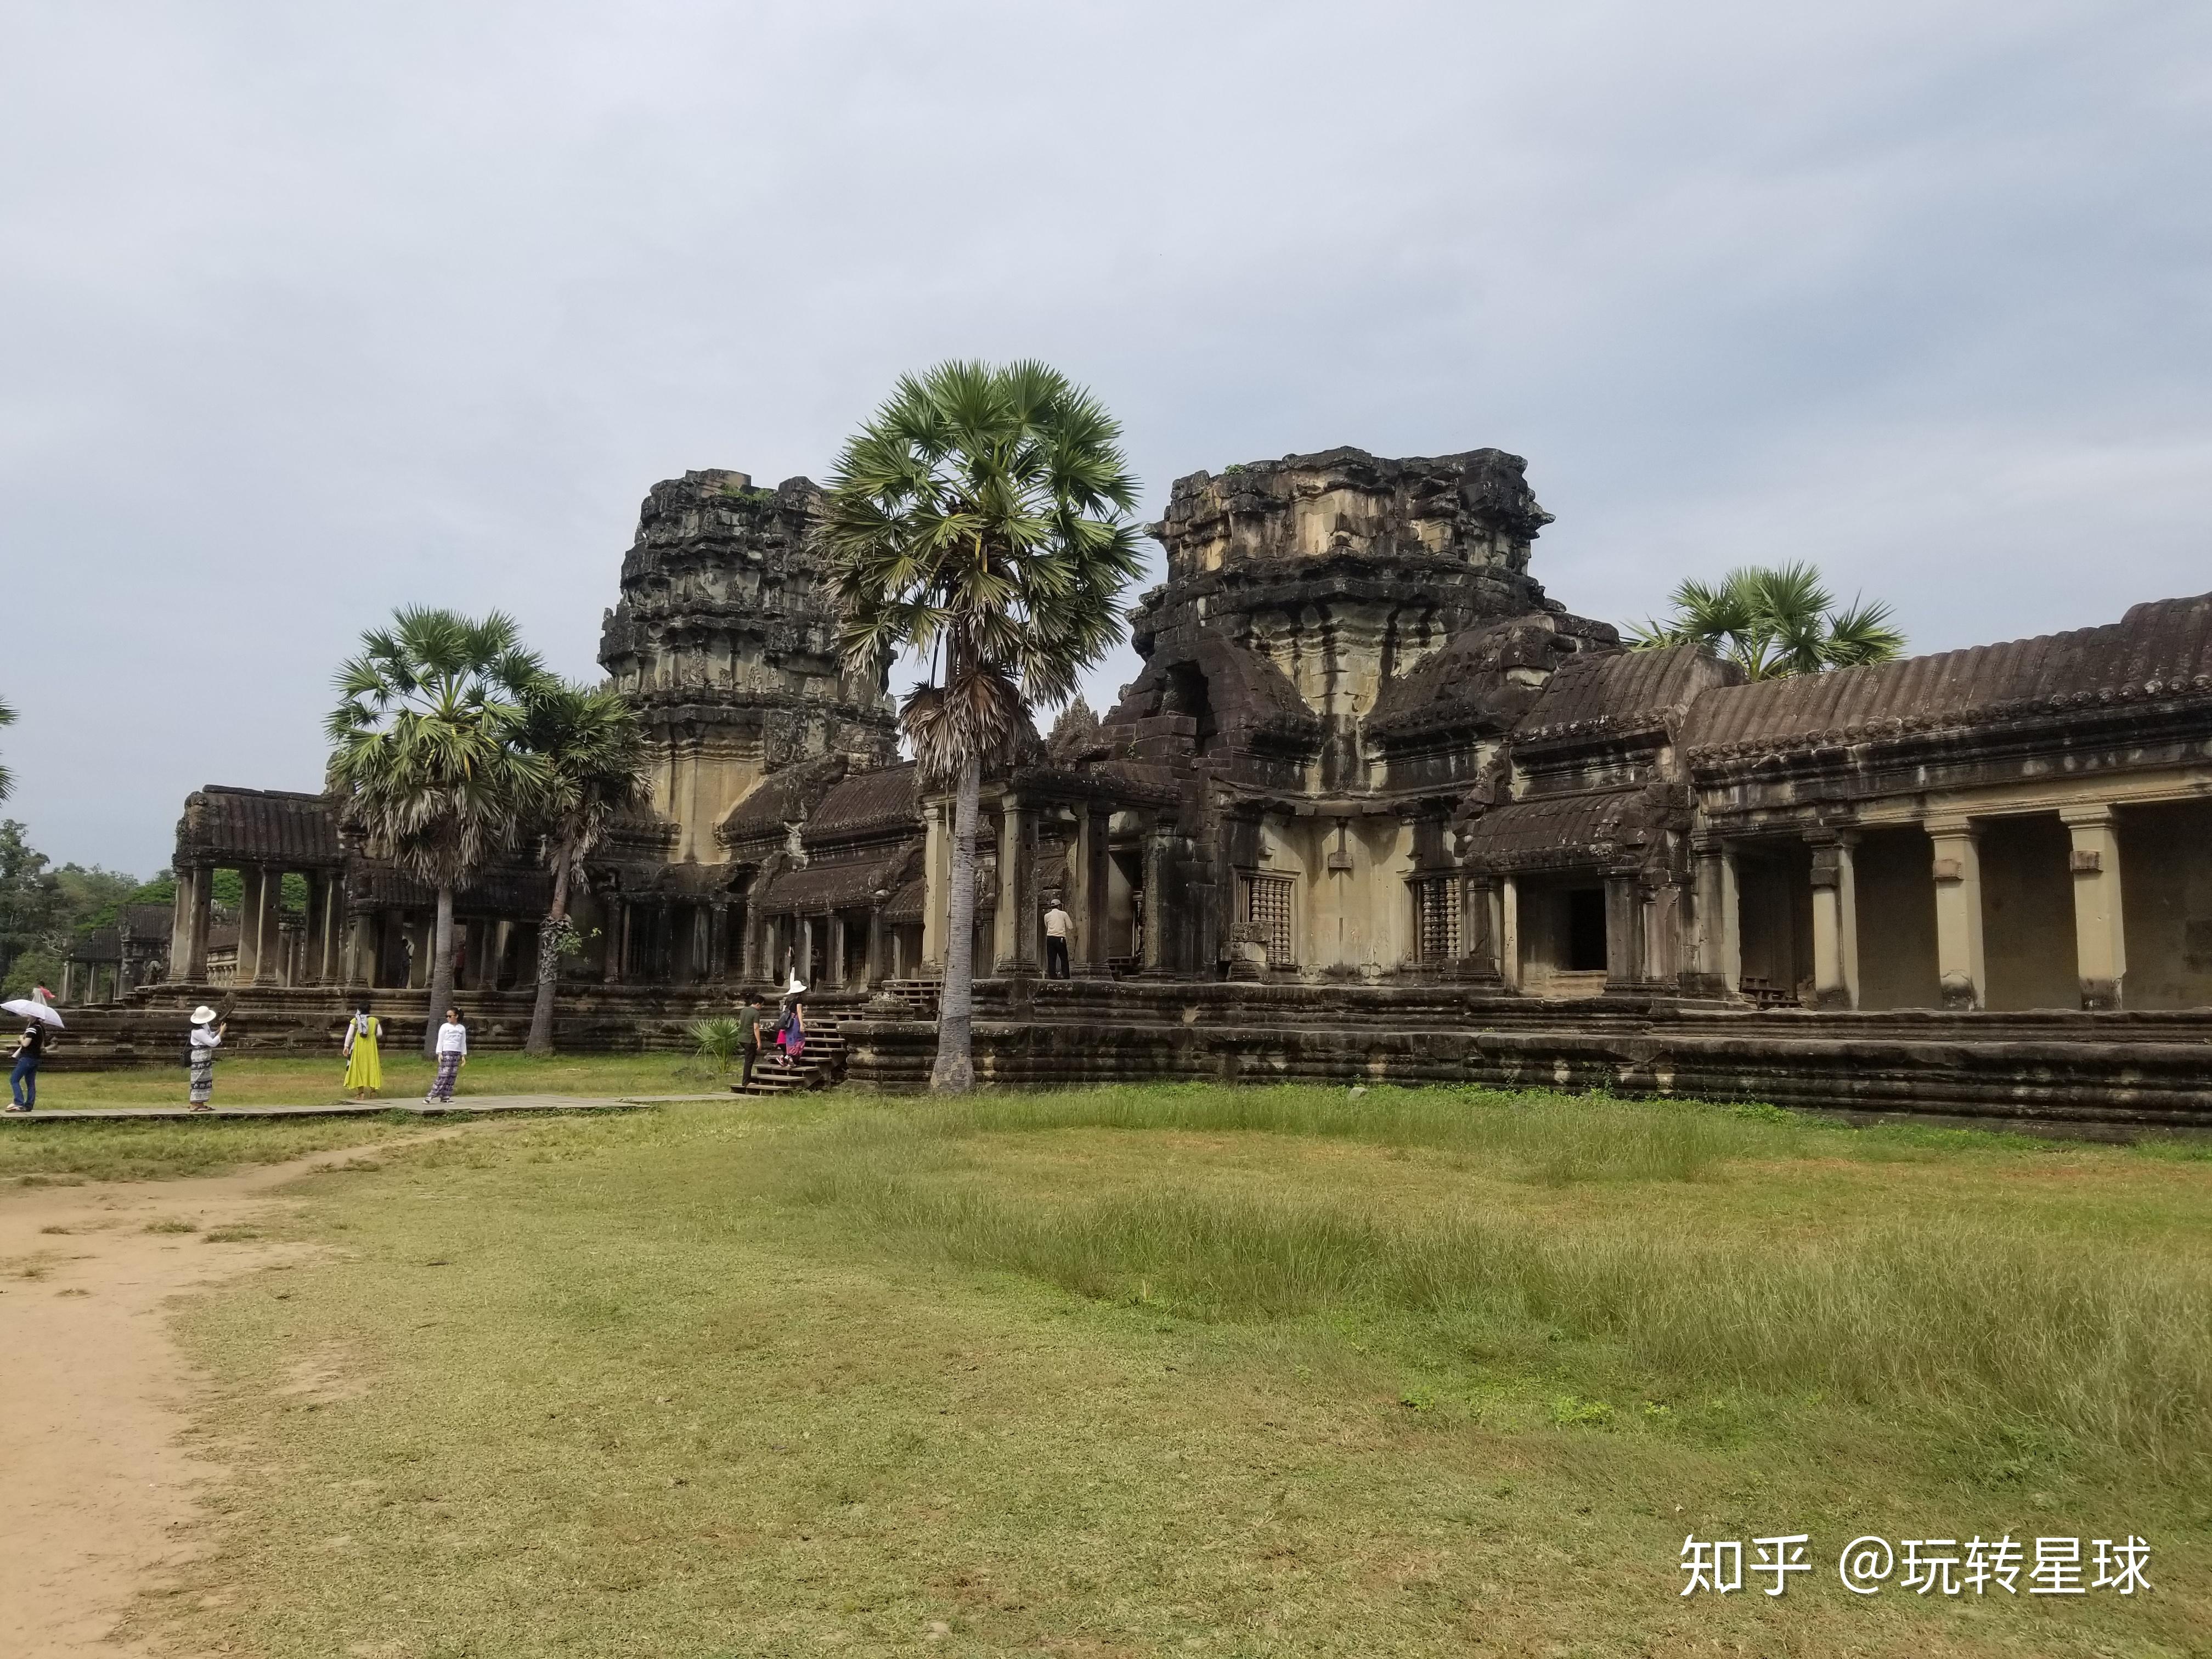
[597,469,898,862]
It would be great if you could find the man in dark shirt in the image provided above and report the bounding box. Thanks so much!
[733,996,764,1088]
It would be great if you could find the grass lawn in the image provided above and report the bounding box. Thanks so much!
[149,1086,2210,1657]
[23,1051,719,1109]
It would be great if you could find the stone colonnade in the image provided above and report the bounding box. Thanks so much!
[1691,801,2137,1012]
[168,863,347,988]
[917,794,1119,980]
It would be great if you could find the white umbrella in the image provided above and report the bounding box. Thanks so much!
[2,998,64,1029]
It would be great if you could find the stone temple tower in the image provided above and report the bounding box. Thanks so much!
[597,469,898,864]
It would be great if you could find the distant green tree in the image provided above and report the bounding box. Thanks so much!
[822,361,1144,1093]
[326,608,549,1057]
[1627,562,1905,680]
[516,679,648,1057]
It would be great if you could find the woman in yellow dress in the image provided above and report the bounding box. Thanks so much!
[341,1001,383,1099]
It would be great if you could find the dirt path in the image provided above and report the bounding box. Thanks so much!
[0,1135,452,1657]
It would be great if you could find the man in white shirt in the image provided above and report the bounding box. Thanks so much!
[426,1007,467,1103]
[1042,900,1073,979]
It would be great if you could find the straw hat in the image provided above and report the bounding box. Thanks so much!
[191,1005,219,1024]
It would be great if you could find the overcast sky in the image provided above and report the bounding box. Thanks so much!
[4,1,2208,876]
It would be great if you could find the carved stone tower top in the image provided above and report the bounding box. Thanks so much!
[599,469,896,862]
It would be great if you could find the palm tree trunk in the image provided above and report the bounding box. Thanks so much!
[930,754,983,1093]
[424,885,458,1059]
[524,848,572,1057]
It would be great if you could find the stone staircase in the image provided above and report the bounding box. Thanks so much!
[878,979,942,1020]
[730,1012,851,1098]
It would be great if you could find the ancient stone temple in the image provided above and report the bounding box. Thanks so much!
[87,442,2212,1125]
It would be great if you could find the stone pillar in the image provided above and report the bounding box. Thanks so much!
[60,961,76,1002]
[491,919,513,991]
[1808,832,1859,1010]
[738,897,761,986]
[235,866,267,984]
[1459,872,1499,983]
[995,795,1038,976]
[1077,809,1111,975]
[1718,846,1743,992]
[1926,816,1987,1011]
[921,803,947,972]
[2062,805,2126,1010]
[1499,875,1521,991]
[1140,820,1172,975]
[865,907,885,988]
[827,913,847,990]
[1602,874,1643,991]
[173,865,213,983]
[604,900,628,984]
[345,913,371,986]
[326,875,348,984]
[707,903,729,983]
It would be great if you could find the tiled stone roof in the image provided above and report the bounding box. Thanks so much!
[806,763,918,841]
[1458,787,1662,873]
[1512,644,1736,747]
[176,787,344,868]
[1683,593,2212,763]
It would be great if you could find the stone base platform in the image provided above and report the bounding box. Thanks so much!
[839,980,2212,1133]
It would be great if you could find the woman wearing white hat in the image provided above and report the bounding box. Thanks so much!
[187,1005,226,1111]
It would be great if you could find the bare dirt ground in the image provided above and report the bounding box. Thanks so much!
[0,1136,447,1658]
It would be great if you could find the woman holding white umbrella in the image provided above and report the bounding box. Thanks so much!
[2,994,63,1112]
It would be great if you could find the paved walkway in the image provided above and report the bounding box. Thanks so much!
[0,1095,730,1124]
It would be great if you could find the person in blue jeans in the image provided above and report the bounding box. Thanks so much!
[7,1020,44,1110]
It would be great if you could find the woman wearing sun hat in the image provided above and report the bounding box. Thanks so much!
[187,1005,226,1111]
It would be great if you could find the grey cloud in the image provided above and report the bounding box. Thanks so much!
[2,0,2207,872]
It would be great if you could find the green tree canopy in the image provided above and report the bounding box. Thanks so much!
[516,678,648,1056]
[1627,562,1905,680]
[326,607,549,1055]
[822,360,1144,1092]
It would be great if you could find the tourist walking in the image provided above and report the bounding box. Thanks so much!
[6,1019,44,1111]
[341,1001,383,1099]
[734,994,764,1088]
[425,1007,467,1102]
[187,1005,225,1111]
[775,994,806,1065]
[1043,899,1073,979]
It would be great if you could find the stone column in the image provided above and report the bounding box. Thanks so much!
[707,902,729,983]
[344,913,371,986]
[1807,832,1859,1010]
[1459,872,1498,983]
[1926,816,1987,1011]
[865,906,885,989]
[921,802,947,972]
[491,919,513,991]
[2062,805,2126,1009]
[604,900,627,984]
[1078,809,1111,975]
[168,867,194,984]
[327,875,348,984]
[235,866,266,984]
[173,865,213,983]
[994,795,1038,976]
[1602,874,1643,991]
[738,898,761,986]
[1499,875,1521,991]
[1139,820,1172,975]
[827,913,847,990]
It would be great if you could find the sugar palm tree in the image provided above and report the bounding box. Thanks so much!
[517,679,648,1056]
[326,608,549,1057]
[1627,562,1905,680]
[822,360,1144,1093]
